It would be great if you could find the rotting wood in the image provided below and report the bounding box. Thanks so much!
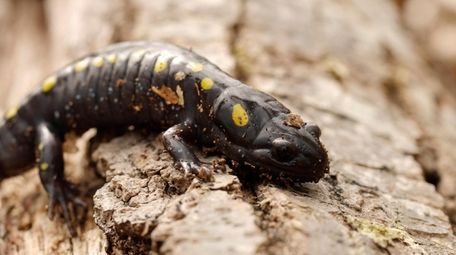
[0,0,455,254]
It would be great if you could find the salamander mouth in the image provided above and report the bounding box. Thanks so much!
[249,148,329,182]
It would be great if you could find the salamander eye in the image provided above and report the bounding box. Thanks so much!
[304,122,321,138]
[271,138,298,162]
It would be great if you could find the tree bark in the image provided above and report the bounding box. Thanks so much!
[0,0,455,254]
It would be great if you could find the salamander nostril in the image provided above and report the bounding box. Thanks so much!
[304,122,321,138]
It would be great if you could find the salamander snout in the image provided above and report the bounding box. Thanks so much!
[249,114,329,182]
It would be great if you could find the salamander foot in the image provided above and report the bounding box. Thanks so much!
[45,179,87,237]
[180,161,214,181]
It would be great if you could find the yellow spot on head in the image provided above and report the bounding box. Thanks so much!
[154,56,168,73]
[40,162,49,171]
[232,104,249,127]
[107,54,117,64]
[38,143,44,151]
[92,56,104,68]
[5,106,18,120]
[75,59,89,72]
[41,76,57,93]
[201,77,214,90]
[187,62,203,72]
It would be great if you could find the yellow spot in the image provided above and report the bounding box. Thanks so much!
[232,104,249,127]
[154,56,168,73]
[200,77,214,90]
[92,56,104,68]
[187,62,203,72]
[40,162,49,171]
[176,85,184,106]
[75,59,89,72]
[41,76,57,93]
[5,106,18,120]
[38,143,44,151]
[107,54,117,64]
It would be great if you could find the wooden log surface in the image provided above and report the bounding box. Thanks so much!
[0,0,455,254]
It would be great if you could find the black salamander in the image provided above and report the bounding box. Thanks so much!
[0,42,329,235]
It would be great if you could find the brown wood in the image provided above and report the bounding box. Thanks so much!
[0,0,455,254]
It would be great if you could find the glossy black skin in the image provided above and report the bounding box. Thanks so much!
[0,42,329,235]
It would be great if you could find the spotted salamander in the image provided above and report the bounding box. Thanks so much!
[0,42,329,236]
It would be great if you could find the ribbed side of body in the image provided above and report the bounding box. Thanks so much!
[0,42,234,177]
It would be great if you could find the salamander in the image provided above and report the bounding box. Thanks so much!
[0,41,329,236]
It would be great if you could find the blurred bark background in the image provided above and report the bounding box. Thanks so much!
[0,0,455,254]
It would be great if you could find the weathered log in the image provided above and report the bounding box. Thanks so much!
[0,0,455,254]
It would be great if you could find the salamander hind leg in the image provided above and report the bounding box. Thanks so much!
[162,122,214,181]
[35,123,86,236]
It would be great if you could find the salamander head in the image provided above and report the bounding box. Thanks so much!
[248,113,329,182]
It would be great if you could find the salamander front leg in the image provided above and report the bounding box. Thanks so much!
[163,123,213,181]
[35,123,86,236]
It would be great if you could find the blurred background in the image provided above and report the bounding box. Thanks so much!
[0,0,455,253]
